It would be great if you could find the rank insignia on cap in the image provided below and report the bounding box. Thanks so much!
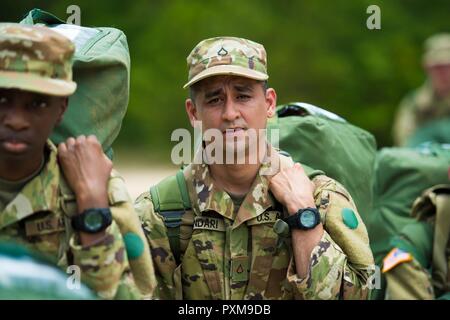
[217,47,228,56]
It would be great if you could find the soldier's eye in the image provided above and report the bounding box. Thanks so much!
[207,97,221,105]
[31,100,48,109]
[237,94,250,100]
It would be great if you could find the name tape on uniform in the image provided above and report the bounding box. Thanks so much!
[193,216,226,232]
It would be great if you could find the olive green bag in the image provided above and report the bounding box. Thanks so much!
[267,102,377,223]
[20,8,130,159]
[369,143,450,299]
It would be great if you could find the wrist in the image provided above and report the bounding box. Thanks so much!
[286,197,315,215]
[76,190,109,213]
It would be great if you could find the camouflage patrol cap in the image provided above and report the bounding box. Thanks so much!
[0,23,76,96]
[423,33,450,66]
[183,36,269,89]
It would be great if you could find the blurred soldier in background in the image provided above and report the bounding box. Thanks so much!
[393,33,450,146]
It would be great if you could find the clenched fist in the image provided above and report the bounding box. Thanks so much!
[268,162,316,215]
[58,135,112,212]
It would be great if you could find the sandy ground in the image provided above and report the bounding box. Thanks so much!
[114,164,178,201]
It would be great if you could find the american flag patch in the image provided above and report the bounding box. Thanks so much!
[382,247,413,273]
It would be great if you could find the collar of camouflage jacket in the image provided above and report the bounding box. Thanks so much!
[0,140,61,230]
[186,146,280,228]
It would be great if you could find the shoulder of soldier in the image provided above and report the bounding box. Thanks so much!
[399,83,432,110]
[312,174,374,266]
[105,168,132,204]
[311,174,353,203]
[134,190,166,227]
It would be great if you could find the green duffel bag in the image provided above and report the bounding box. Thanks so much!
[20,8,130,159]
[368,143,450,299]
[267,102,377,223]
[406,117,450,147]
[0,242,95,300]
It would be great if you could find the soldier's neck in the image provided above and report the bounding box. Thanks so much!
[209,162,260,196]
[0,152,45,182]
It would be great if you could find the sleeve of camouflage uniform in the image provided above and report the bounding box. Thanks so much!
[286,175,374,300]
[383,219,435,300]
[134,191,178,300]
[384,253,435,300]
[68,172,143,300]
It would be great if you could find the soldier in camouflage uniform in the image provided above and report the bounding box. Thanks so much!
[136,37,375,300]
[0,23,152,299]
[382,185,450,300]
[393,33,450,146]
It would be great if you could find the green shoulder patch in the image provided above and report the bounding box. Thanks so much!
[342,208,359,229]
[123,232,144,260]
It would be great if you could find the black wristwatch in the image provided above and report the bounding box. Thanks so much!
[284,207,320,230]
[71,208,113,233]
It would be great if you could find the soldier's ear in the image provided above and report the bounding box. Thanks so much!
[265,88,277,118]
[56,97,68,125]
[185,98,199,126]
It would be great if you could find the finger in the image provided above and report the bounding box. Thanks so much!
[66,137,76,151]
[76,135,86,144]
[294,162,304,170]
[57,142,67,154]
[87,135,99,144]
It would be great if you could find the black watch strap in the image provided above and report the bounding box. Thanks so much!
[284,214,299,229]
[283,207,320,230]
[71,208,112,233]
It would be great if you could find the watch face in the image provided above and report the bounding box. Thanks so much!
[299,210,317,228]
[84,211,103,232]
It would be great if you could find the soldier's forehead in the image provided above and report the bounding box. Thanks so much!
[196,76,259,92]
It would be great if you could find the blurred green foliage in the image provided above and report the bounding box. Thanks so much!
[2,0,449,161]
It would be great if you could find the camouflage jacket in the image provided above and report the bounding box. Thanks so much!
[393,82,450,146]
[136,156,374,300]
[0,141,140,299]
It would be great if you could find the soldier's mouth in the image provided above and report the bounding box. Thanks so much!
[222,127,246,137]
[1,139,29,154]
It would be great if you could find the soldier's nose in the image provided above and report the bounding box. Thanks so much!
[222,101,240,121]
[3,107,30,131]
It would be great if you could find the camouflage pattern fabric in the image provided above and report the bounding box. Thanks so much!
[184,37,268,88]
[384,253,435,300]
[393,82,450,146]
[136,149,374,300]
[0,23,76,96]
[0,141,141,299]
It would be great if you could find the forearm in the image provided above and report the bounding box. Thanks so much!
[291,224,324,278]
[288,231,371,300]
[69,221,138,299]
